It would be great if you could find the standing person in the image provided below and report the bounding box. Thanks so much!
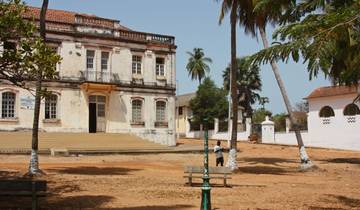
[214,140,224,166]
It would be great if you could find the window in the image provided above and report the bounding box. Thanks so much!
[2,92,15,118]
[86,50,95,70]
[178,106,183,115]
[132,100,142,122]
[343,103,360,116]
[319,106,335,118]
[156,57,165,76]
[101,52,109,71]
[156,101,166,122]
[132,55,142,74]
[45,94,57,119]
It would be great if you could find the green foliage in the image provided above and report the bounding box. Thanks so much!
[186,48,212,84]
[189,77,228,125]
[250,0,360,85]
[272,113,287,132]
[0,0,61,93]
[252,108,272,124]
[223,56,262,118]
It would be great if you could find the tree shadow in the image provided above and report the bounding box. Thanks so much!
[238,157,297,166]
[46,166,141,175]
[0,170,24,179]
[309,194,360,210]
[323,158,360,165]
[44,195,114,209]
[236,166,290,175]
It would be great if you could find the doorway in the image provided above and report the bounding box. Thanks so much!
[88,95,106,133]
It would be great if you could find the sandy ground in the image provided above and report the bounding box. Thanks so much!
[0,139,360,210]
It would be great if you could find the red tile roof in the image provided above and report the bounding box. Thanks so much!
[306,85,359,99]
[24,6,76,24]
[23,6,130,30]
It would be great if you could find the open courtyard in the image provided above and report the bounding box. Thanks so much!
[0,138,359,209]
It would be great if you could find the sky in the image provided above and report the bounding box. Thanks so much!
[24,0,330,114]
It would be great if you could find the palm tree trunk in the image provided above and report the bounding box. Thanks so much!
[226,0,238,170]
[29,0,49,175]
[259,27,313,169]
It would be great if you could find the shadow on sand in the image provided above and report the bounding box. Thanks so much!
[236,165,289,175]
[239,157,297,166]
[308,194,360,210]
[46,166,141,176]
[323,158,360,165]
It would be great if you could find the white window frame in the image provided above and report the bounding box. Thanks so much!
[132,55,142,75]
[155,100,167,122]
[44,94,58,120]
[86,49,96,71]
[155,57,165,77]
[101,51,110,72]
[0,90,17,119]
[131,98,144,123]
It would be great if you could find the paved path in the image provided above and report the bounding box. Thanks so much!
[0,132,203,154]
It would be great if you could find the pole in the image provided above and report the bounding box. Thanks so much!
[201,118,211,210]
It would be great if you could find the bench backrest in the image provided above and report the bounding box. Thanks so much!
[184,166,231,174]
[0,180,47,192]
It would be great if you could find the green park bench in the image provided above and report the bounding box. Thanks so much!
[0,179,47,210]
[183,166,232,187]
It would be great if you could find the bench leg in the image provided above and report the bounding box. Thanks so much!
[224,178,227,187]
[189,177,192,186]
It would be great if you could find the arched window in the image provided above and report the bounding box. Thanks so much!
[343,103,360,116]
[132,99,143,122]
[156,101,166,122]
[319,106,335,118]
[45,94,58,119]
[1,92,16,118]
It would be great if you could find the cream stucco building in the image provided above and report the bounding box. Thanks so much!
[0,7,177,146]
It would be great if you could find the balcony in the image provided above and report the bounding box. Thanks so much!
[78,71,175,90]
[81,70,110,83]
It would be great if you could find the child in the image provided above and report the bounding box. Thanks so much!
[214,140,224,166]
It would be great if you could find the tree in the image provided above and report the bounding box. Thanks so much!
[272,113,287,132]
[251,0,360,86]
[0,0,60,175]
[252,108,272,124]
[223,57,262,120]
[189,77,228,127]
[216,0,239,171]
[259,97,269,110]
[186,48,212,85]
[236,0,313,168]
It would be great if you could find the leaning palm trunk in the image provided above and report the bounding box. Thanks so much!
[226,0,239,171]
[259,27,313,169]
[29,0,49,175]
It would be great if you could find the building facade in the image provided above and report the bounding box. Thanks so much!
[0,7,177,146]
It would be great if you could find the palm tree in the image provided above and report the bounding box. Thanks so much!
[237,0,313,168]
[217,0,239,170]
[29,0,49,175]
[259,97,269,110]
[223,57,262,120]
[186,48,212,85]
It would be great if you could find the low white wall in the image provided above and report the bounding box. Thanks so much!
[185,130,248,141]
[265,130,360,151]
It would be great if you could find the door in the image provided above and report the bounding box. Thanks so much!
[89,95,106,133]
[89,103,97,133]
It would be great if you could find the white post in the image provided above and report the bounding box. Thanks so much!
[214,118,219,134]
[286,117,291,133]
[245,117,252,137]
[261,116,275,143]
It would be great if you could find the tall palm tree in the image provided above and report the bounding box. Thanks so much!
[238,0,313,168]
[223,57,262,119]
[217,0,239,170]
[186,48,212,85]
[29,0,49,175]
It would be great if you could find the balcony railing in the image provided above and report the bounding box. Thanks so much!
[82,70,110,83]
[78,71,175,89]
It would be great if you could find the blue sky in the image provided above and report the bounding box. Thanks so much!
[24,0,329,114]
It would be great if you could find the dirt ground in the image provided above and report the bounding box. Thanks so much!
[0,139,360,210]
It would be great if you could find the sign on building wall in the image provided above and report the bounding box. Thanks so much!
[20,96,35,110]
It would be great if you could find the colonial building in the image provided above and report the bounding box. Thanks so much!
[0,7,177,146]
